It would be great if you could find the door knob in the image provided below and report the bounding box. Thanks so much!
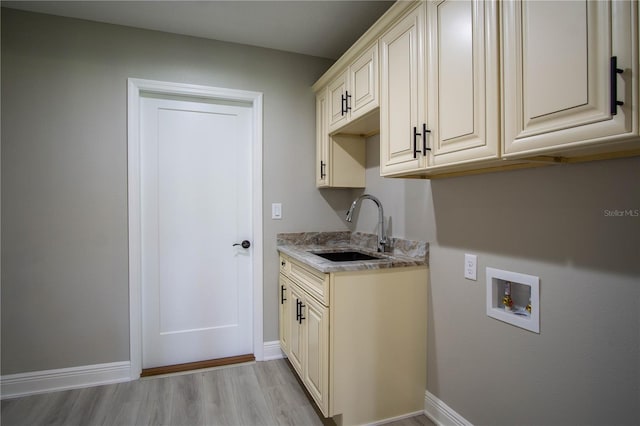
[233,240,251,249]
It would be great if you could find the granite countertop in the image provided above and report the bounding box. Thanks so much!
[276,231,429,273]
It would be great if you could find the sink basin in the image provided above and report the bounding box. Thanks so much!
[310,251,381,262]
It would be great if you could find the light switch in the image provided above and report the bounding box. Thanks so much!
[271,203,282,220]
[464,254,477,280]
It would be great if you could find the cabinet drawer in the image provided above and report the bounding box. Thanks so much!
[288,259,329,306]
[279,255,291,275]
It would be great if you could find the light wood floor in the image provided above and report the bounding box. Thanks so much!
[1,359,435,426]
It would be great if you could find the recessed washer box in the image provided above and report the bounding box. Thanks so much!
[486,267,540,333]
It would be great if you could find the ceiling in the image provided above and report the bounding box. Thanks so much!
[1,0,395,60]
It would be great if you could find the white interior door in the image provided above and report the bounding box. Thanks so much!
[140,94,253,369]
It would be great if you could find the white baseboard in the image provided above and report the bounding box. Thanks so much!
[262,340,285,361]
[2,341,285,400]
[424,390,473,426]
[1,361,131,400]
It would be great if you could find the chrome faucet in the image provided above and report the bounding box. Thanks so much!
[345,194,389,252]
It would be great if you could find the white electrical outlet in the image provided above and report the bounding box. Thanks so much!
[271,203,282,220]
[464,254,477,280]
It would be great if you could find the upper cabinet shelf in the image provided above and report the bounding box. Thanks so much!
[312,0,640,183]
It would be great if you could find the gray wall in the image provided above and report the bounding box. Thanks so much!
[357,136,640,424]
[1,8,343,374]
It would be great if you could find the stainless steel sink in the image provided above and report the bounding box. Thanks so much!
[310,250,382,262]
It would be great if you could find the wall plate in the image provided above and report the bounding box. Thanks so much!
[464,254,477,280]
[272,203,282,219]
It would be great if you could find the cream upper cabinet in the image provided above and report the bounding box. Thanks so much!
[380,0,500,175]
[316,0,638,180]
[316,90,366,188]
[327,44,379,134]
[327,71,349,132]
[380,2,428,176]
[501,0,638,157]
[315,91,330,187]
[426,0,500,168]
[348,44,378,122]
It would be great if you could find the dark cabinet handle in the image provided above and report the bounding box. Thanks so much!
[340,91,352,116]
[233,240,251,249]
[413,125,432,158]
[320,161,326,179]
[280,285,286,304]
[281,260,286,266]
[298,302,306,324]
[296,299,300,321]
[422,123,432,155]
[610,56,624,115]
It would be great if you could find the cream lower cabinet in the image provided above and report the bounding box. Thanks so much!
[294,284,330,413]
[278,274,291,356]
[502,0,639,158]
[278,254,428,425]
[279,256,330,415]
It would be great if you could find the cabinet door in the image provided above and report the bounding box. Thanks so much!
[288,284,305,376]
[380,3,428,176]
[315,90,330,187]
[278,274,291,355]
[349,43,378,122]
[301,294,330,417]
[502,0,637,157]
[328,71,349,133]
[427,0,500,167]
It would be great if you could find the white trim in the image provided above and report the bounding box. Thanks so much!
[424,391,473,426]
[127,78,264,379]
[1,362,130,400]
[262,341,285,361]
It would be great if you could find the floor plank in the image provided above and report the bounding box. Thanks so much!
[135,375,174,426]
[385,414,436,426]
[1,359,435,426]
[169,373,205,426]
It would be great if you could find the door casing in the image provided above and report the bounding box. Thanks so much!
[127,78,264,379]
